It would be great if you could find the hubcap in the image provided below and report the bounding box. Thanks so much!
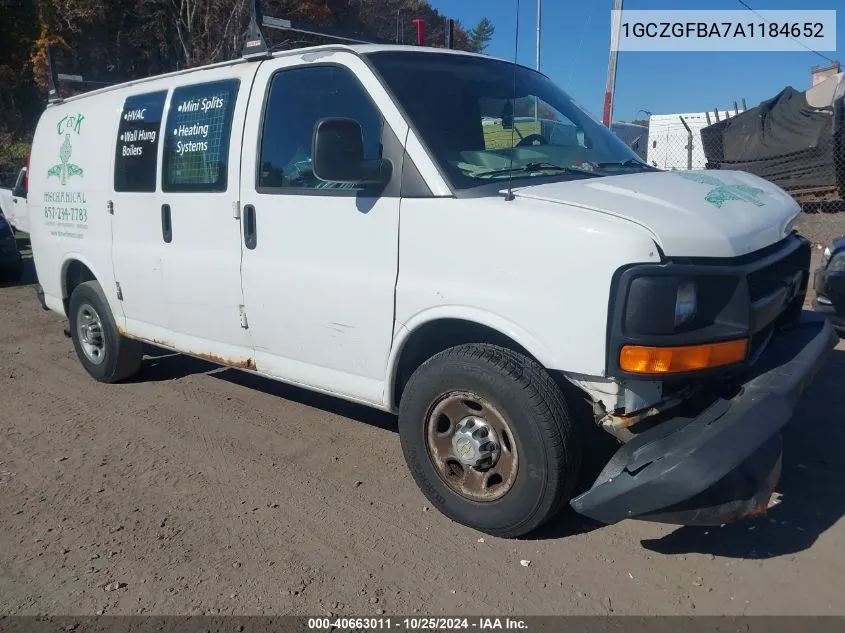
[76,303,106,365]
[451,417,500,468]
[426,391,518,502]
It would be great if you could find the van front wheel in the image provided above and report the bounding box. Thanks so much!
[68,281,142,383]
[398,344,581,538]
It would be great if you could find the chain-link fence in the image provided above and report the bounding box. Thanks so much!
[613,73,845,212]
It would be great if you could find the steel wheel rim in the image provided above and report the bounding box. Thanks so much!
[76,303,106,365]
[425,391,519,502]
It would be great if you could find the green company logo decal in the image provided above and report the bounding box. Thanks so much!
[676,171,765,209]
[48,114,85,185]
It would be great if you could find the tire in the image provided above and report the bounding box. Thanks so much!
[68,280,142,383]
[398,343,581,538]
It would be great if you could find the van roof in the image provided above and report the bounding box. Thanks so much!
[48,44,504,106]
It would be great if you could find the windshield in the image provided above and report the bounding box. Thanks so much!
[366,51,653,190]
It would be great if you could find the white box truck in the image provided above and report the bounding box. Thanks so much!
[647,110,743,171]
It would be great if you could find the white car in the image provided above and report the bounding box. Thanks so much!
[0,213,22,282]
[27,44,836,537]
[0,167,30,234]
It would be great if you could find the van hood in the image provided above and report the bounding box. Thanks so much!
[508,170,800,258]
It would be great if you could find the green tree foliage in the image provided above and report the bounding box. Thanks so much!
[0,0,40,179]
[466,17,494,53]
[0,0,489,177]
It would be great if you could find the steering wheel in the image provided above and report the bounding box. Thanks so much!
[516,133,549,147]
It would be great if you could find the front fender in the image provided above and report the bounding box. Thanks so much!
[385,306,558,410]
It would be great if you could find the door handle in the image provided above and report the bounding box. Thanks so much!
[161,204,172,243]
[243,204,257,250]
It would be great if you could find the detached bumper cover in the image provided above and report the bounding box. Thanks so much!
[571,314,837,525]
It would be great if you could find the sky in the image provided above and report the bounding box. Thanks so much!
[428,0,843,122]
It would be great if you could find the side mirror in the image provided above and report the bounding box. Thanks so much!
[311,118,391,186]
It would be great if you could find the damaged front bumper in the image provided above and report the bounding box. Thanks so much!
[570,314,837,526]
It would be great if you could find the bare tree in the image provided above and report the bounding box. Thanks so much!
[171,0,249,67]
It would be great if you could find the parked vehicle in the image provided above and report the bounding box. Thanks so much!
[702,72,845,205]
[0,213,22,282]
[0,166,30,234]
[813,236,845,332]
[647,110,741,171]
[27,44,836,537]
[610,121,648,161]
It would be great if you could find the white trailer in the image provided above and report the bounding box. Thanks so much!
[647,110,743,171]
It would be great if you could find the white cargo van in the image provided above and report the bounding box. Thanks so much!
[28,43,836,537]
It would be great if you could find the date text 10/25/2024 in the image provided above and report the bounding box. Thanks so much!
[307,617,528,630]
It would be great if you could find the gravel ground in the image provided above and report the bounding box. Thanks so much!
[1,238,844,617]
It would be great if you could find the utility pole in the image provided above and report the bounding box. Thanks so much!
[535,0,542,121]
[412,18,425,46]
[536,0,542,70]
[602,0,623,127]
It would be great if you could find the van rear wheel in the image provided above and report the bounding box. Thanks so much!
[68,280,142,383]
[398,344,581,538]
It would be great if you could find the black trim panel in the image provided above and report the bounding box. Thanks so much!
[400,139,432,198]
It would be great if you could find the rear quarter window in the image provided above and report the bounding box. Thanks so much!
[162,79,239,193]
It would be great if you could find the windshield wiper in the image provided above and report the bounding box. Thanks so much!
[472,162,597,178]
[596,159,652,169]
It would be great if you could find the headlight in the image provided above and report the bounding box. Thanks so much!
[828,252,845,272]
[823,246,832,265]
[675,282,697,326]
[625,277,701,334]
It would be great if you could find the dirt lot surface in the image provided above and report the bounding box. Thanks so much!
[2,235,845,617]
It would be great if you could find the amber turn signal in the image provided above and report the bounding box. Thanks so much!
[619,339,748,374]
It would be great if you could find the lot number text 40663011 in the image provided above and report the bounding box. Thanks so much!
[307,617,528,630]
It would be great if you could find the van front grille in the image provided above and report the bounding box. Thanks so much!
[746,239,810,303]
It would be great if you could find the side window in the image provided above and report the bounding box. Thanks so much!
[114,91,167,192]
[258,65,383,192]
[162,79,239,192]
